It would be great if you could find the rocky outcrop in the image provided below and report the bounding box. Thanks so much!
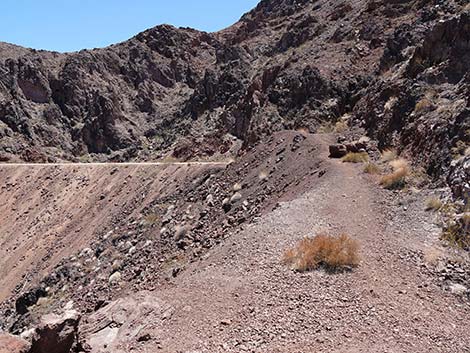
[0,333,30,353]
[78,292,171,353]
[28,309,80,353]
[2,0,465,167]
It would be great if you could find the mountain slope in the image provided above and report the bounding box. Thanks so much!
[1,0,467,166]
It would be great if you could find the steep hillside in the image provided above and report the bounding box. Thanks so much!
[1,1,467,160]
[1,0,470,351]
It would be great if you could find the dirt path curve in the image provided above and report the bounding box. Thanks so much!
[125,134,470,352]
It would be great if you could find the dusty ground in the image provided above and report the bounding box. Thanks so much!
[0,162,225,302]
[85,135,470,353]
[1,133,469,353]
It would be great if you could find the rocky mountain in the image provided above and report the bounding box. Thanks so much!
[1,1,467,160]
[2,0,468,223]
[1,0,470,351]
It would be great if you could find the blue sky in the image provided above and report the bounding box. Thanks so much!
[1,0,260,52]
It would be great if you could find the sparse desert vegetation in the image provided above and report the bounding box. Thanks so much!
[342,152,369,163]
[334,120,348,133]
[317,117,349,134]
[144,213,159,225]
[380,158,410,190]
[363,162,381,174]
[283,234,360,272]
[426,197,443,211]
[414,97,435,113]
[381,149,398,162]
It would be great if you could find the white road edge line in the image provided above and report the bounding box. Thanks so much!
[0,162,229,167]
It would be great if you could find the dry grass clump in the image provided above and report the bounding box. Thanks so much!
[442,224,470,250]
[283,234,360,272]
[381,149,397,162]
[380,158,410,189]
[422,247,444,266]
[426,197,443,211]
[363,163,381,174]
[144,213,159,225]
[317,122,335,134]
[342,152,369,163]
[334,120,348,133]
[384,96,398,111]
[414,98,435,113]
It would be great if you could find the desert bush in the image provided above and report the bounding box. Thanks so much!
[363,163,381,174]
[283,234,360,272]
[414,98,435,113]
[144,213,159,225]
[426,197,443,211]
[342,152,369,163]
[381,149,397,162]
[442,223,469,249]
[334,120,348,133]
[389,158,409,171]
[440,196,470,249]
[317,122,335,134]
[380,158,410,189]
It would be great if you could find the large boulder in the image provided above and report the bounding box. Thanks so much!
[0,333,30,353]
[29,309,80,353]
[329,144,348,158]
[79,292,172,353]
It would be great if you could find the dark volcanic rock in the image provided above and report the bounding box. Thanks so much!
[0,1,468,217]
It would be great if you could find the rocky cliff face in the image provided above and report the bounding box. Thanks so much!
[0,0,468,185]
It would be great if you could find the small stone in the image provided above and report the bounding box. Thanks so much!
[449,283,468,295]
[108,272,122,285]
[230,192,242,204]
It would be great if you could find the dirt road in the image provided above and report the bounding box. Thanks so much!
[112,134,470,353]
[0,162,228,167]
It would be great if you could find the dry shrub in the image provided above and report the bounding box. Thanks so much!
[335,120,348,133]
[380,158,410,189]
[426,197,442,211]
[317,122,335,134]
[389,158,409,171]
[342,152,369,163]
[363,163,381,174]
[381,149,397,162]
[144,213,159,225]
[297,127,310,136]
[384,96,398,111]
[423,247,444,266]
[283,234,360,272]
[414,98,435,113]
